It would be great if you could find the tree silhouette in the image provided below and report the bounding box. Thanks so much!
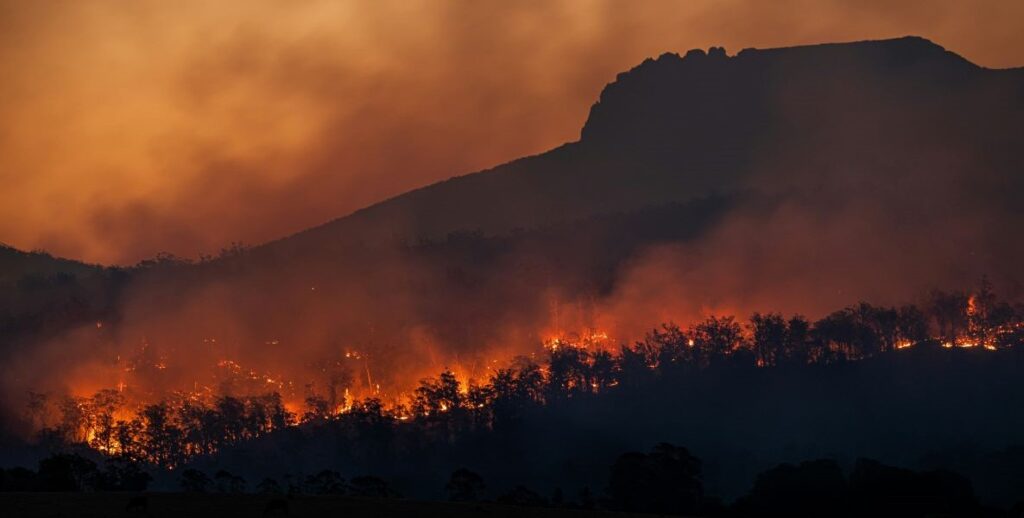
[307,397,333,423]
[140,403,183,467]
[896,305,929,345]
[689,315,743,367]
[98,458,151,491]
[497,485,547,506]
[647,324,691,372]
[780,315,811,365]
[37,453,98,491]
[751,313,787,367]
[256,477,283,495]
[735,459,847,516]
[214,396,246,442]
[813,308,880,361]
[577,486,595,510]
[311,358,353,413]
[465,381,494,431]
[179,468,211,493]
[214,469,247,493]
[855,303,899,353]
[57,396,88,443]
[589,349,617,392]
[413,370,463,417]
[87,389,124,453]
[618,342,655,389]
[849,458,978,516]
[546,345,590,400]
[446,468,485,502]
[349,475,395,498]
[1,467,38,491]
[607,443,703,515]
[304,469,345,495]
[929,290,969,345]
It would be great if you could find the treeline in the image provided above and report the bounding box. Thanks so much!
[31,391,293,467]
[2,446,1015,517]
[0,454,149,492]
[28,282,1024,470]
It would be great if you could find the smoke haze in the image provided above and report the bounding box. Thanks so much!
[2,0,1023,264]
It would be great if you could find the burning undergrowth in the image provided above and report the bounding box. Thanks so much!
[9,270,1022,468]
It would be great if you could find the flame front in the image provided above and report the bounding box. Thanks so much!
[19,287,1022,468]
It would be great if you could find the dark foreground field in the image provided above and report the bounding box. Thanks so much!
[0,493,648,518]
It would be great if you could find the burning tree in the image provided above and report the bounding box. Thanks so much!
[15,281,1022,472]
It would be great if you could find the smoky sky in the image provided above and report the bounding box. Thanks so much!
[2,0,1023,264]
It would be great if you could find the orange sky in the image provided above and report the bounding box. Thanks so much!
[2,0,1022,265]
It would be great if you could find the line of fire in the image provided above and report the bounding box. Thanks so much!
[21,279,1022,469]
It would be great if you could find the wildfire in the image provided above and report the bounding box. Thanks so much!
[22,282,1024,471]
[334,389,353,415]
[544,330,612,351]
[951,341,998,351]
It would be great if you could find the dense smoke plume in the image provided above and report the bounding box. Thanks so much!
[2,0,1024,264]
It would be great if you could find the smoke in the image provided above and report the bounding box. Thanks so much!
[595,60,1024,336]
[2,0,1023,264]
[2,2,1024,441]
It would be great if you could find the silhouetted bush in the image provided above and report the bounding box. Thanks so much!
[303,469,344,495]
[179,468,211,493]
[256,477,283,495]
[849,458,978,517]
[446,468,485,502]
[606,443,703,515]
[0,467,37,491]
[348,475,396,498]
[732,458,983,517]
[734,459,847,516]
[96,459,151,491]
[214,469,246,493]
[496,485,547,507]
[37,453,99,491]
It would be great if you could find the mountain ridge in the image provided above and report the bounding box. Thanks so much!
[254,35,1021,265]
[4,36,1020,269]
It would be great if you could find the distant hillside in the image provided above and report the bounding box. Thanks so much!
[0,245,101,286]
[262,36,1023,263]
[0,245,124,356]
